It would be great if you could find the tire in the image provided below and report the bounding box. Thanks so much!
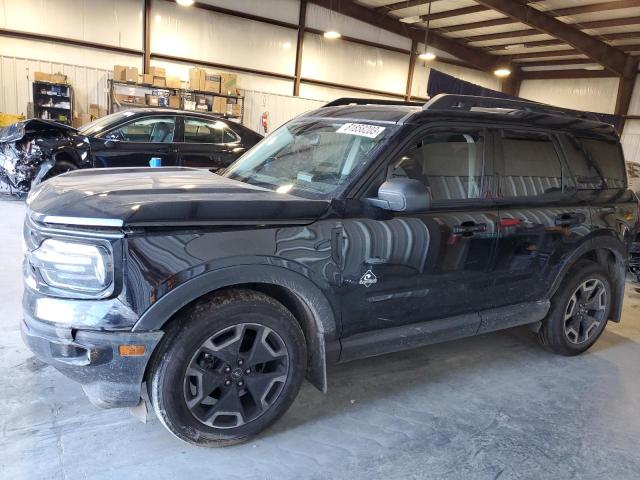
[43,159,77,181]
[148,289,307,447]
[537,260,612,356]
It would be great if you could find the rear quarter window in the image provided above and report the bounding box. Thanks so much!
[564,135,627,189]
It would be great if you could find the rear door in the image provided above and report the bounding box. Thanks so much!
[492,128,591,306]
[91,115,179,168]
[180,116,243,170]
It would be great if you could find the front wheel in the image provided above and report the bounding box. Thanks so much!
[537,260,611,356]
[148,290,307,447]
[42,159,77,181]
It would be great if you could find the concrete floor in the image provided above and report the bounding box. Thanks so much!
[1,198,640,480]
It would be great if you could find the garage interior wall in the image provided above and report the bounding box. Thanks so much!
[0,0,637,155]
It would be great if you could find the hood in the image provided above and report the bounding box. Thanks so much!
[27,167,331,228]
[0,119,77,143]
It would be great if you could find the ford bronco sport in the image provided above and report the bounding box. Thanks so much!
[22,95,639,446]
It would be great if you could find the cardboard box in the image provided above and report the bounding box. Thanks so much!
[114,65,138,83]
[212,96,227,114]
[183,100,196,111]
[203,80,220,93]
[140,73,153,85]
[189,68,206,91]
[169,95,180,108]
[153,76,166,87]
[166,76,181,89]
[219,73,237,96]
[51,73,67,84]
[89,104,100,117]
[34,72,53,82]
[73,113,93,128]
[230,103,242,117]
[145,94,160,106]
[148,66,166,78]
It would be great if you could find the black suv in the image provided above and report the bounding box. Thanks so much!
[21,95,639,446]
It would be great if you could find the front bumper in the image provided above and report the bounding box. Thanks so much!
[21,315,163,408]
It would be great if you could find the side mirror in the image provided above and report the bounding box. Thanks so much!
[367,178,431,213]
[104,139,117,149]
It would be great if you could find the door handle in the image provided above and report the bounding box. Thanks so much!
[453,221,487,236]
[554,212,585,226]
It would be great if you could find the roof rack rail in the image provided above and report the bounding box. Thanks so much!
[323,97,423,108]
[423,94,600,122]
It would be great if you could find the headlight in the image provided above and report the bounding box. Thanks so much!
[28,238,114,298]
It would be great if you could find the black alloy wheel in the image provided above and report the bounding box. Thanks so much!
[184,323,290,429]
[148,290,306,447]
[563,278,607,345]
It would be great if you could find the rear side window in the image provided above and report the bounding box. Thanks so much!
[573,137,626,189]
[498,130,569,198]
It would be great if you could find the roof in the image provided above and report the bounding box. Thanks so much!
[302,104,421,123]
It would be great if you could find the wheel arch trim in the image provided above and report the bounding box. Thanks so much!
[132,263,339,392]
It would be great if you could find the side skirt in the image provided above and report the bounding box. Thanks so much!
[339,300,550,363]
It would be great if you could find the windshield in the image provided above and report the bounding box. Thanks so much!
[79,111,137,136]
[223,118,396,199]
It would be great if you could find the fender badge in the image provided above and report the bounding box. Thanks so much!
[359,270,377,288]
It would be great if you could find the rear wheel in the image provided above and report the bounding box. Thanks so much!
[537,261,611,356]
[148,290,307,447]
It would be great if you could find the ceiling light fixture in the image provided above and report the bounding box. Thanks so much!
[176,0,194,6]
[584,65,605,71]
[419,52,436,61]
[400,16,421,24]
[323,31,341,40]
[494,68,511,78]
[420,2,437,62]
[504,43,525,50]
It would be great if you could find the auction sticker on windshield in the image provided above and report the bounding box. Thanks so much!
[336,123,385,139]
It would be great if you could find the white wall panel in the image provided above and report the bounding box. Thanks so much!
[302,33,408,95]
[519,77,619,114]
[0,55,112,116]
[626,76,640,116]
[0,37,141,71]
[148,59,294,96]
[196,0,301,24]
[621,120,640,166]
[242,90,323,134]
[306,4,411,51]
[298,83,400,101]
[151,0,297,76]
[0,0,143,49]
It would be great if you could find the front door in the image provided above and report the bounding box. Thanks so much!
[339,127,500,338]
[91,115,179,168]
[180,117,243,170]
[492,128,592,307]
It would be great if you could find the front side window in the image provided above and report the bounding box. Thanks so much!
[184,118,239,144]
[389,130,485,201]
[498,130,569,198]
[224,118,396,199]
[104,116,176,143]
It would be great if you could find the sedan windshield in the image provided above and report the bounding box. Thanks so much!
[223,118,396,199]
[79,111,137,136]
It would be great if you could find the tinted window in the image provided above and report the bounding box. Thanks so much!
[184,118,239,144]
[106,117,175,143]
[390,131,485,201]
[577,137,626,189]
[499,130,569,198]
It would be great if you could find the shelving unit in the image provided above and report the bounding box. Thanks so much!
[108,80,244,123]
[32,81,73,125]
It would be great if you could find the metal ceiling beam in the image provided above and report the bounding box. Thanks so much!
[420,5,486,22]
[440,0,640,33]
[308,0,503,71]
[519,58,605,67]
[474,0,634,75]
[485,31,640,50]
[375,0,447,13]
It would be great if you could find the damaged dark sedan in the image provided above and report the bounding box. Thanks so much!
[0,109,262,195]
